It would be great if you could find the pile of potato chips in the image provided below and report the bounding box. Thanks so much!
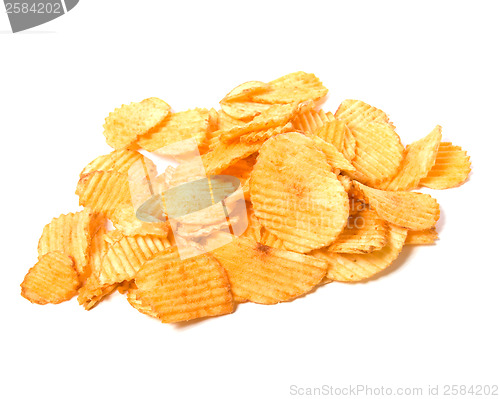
[21,72,471,323]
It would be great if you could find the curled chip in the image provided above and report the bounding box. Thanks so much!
[405,228,438,245]
[134,247,234,323]
[293,108,331,134]
[380,125,442,191]
[136,108,210,156]
[304,132,355,172]
[80,149,144,177]
[38,209,104,279]
[335,99,395,129]
[312,224,407,282]
[315,119,356,161]
[103,97,170,150]
[353,181,440,230]
[212,236,327,304]
[250,132,349,253]
[347,122,404,186]
[420,142,471,189]
[220,100,273,121]
[222,80,270,103]
[328,206,388,254]
[21,251,80,304]
[126,282,159,318]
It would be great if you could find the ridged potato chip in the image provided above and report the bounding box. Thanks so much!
[251,71,328,104]
[126,282,159,318]
[312,224,407,282]
[250,133,349,253]
[203,138,264,175]
[304,132,355,172]
[38,209,104,278]
[222,80,270,103]
[21,251,80,304]
[103,97,170,150]
[220,101,273,121]
[315,119,356,161]
[293,108,331,133]
[335,99,395,129]
[405,228,438,245]
[420,142,471,189]
[212,236,327,304]
[347,122,404,186]
[134,248,234,323]
[240,122,293,144]
[98,234,171,285]
[328,207,388,254]
[80,149,144,177]
[353,181,440,230]
[111,205,170,237]
[136,108,210,155]
[380,125,442,191]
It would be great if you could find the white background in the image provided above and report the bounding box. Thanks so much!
[1,1,499,398]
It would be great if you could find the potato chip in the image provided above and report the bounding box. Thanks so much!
[353,181,440,230]
[136,108,210,156]
[221,80,270,103]
[21,251,80,304]
[111,205,170,237]
[76,171,131,219]
[219,101,310,143]
[347,122,404,185]
[212,236,327,304]
[80,149,144,177]
[250,133,349,252]
[240,122,294,144]
[380,125,442,191]
[98,234,171,286]
[251,71,328,104]
[292,108,331,133]
[405,227,438,245]
[220,101,273,121]
[199,108,220,154]
[328,207,388,254]
[134,248,234,323]
[259,228,287,250]
[335,99,395,129]
[315,119,356,161]
[37,209,104,278]
[103,97,170,150]
[420,142,471,189]
[304,132,356,172]
[126,282,159,318]
[312,224,407,282]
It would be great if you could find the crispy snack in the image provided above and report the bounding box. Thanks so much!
[222,80,270,103]
[420,142,471,189]
[136,108,210,155]
[38,209,104,278]
[221,154,257,189]
[293,108,331,133]
[380,125,442,191]
[251,71,328,104]
[250,133,349,252]
[315,119,356,161]
[21,251,80,304]
[240,122,293,144]
[134,248,234,323]
[212,236,327,304]
[126,282,159,318]
[111,205,170,236]
[312,224,407,282]
[304,132,355,172]
[220,101,273,121]
[202,138,264,175]
[218,101,310,143]
[347,122,404,186]
[353,181,440,230]
[335,99,395,129]
[80,149,144,177]
[405,228,438,245]
[329,208,388,254]
[76,171,131,219]
[103,98,170,150]
[98,234,171,285]
[259,228,287,250]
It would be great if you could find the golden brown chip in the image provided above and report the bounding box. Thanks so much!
[312,224,407,282]
[220,101,273,121]
[80,149,144,177]
[212,236,327,304]
[353,181,440,230]
[315,119,356,161]
[134,248,234,323]
[347,122,404,186]
[292,108,331,133]
[136,108,210,156]
[251,71,328,104]
[240,122,294,144]
[241,203,262,242]
[405,228,438,245]
[250,133,349,252]
[328,208,388,254]
[110,205,170,237]
[21,251,80,305]
[98,234,171,285]
[420,142,471,189]
[380,125,442,191]
[37,209,104,278]
[222,80,270,103]
[103,97,170,150]
[76,171,131,219]
[126,282,159,318]
[304,132,356,172]
[335,99,395,129]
